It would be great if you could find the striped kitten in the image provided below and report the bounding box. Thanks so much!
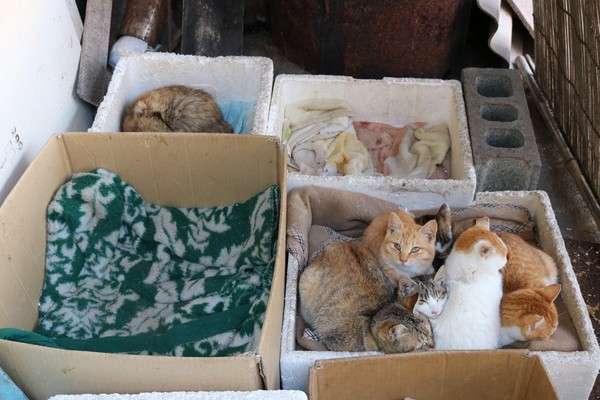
[498,232,561,347]
[412,268,448,320]
[361,209,438,284]
[416,203,453,258]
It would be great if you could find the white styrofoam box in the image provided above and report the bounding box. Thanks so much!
[280,190,600,400]
[90,53,274,134]
[48,391,307,400]
[267,74,476,210]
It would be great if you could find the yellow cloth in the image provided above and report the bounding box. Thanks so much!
[323,131,372,176]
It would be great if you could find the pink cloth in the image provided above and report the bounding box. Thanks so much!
[354,121,427,174]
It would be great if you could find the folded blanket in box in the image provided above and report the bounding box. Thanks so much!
[0,169,279,356]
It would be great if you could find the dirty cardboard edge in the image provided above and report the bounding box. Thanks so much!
[254,138,288,390]
[48,389,308,400]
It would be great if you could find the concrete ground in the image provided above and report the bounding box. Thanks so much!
[530,91,600,400]
[244,10,600,398]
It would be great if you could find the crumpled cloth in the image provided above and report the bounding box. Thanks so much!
[354,121,426,173]
[283,99,372,176]
[383,124,451,179]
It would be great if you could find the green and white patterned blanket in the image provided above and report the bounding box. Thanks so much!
[5,169,279,356]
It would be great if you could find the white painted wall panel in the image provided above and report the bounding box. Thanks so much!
[0,0,94,204]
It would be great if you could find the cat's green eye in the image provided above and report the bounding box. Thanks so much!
[394,243,402,251]
[411,246,421,253]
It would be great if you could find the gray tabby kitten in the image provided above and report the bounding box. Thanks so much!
[412,267,448,320]
[370,300,435,353]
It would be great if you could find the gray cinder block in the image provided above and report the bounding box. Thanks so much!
[461,67,541,192]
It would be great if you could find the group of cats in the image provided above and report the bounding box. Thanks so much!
[298,204,562,353]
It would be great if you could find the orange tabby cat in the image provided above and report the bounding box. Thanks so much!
[361,209,438,284]
[498,232,561,347]
[298,241,434,352]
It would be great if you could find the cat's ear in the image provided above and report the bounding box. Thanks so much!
[401,292,419,311]
[540,283,561,302]
[519,313,545,332]
[434,265,445,283]
[398,275,418,299]
[474,216,490,230]
[419,219,438,243]
[478,240,496,259]
[438,203,451,218]
[388,212,403,234]
[389,323,408,340]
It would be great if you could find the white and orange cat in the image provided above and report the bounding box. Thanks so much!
[432,217,508,350]
[498,232,561,347]
[361,209,438,284]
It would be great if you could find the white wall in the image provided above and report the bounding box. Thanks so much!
[0,0,94,204]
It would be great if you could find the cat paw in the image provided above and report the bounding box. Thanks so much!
[397,275,418,298]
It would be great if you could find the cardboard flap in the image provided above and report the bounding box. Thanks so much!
[308,351,559,400]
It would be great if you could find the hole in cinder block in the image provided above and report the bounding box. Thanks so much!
[485,128,525,148]
[480,104,518,122]
[476,75,513,97]
[479,159,532,191]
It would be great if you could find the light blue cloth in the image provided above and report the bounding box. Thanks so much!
[219,101,256,134]
[0,369,27,400]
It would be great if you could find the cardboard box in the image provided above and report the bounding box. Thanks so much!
[280,190,600,400]
[49,390,308,400]
[308,352,560,400]
[267,74,476,208]
[90,53,274,134]
[0,132,287,400]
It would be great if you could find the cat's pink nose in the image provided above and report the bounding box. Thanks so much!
[431,310,438,316]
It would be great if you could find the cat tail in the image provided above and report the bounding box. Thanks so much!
[295,316,329,351]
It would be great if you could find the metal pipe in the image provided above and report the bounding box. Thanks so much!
[515,54,600,231]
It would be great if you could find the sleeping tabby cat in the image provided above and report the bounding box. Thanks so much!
[121,85,233,133]
[498,232,561,347]
[361,209,438,284]
[298,240,433,353]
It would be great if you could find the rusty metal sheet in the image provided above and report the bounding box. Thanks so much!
[271,0,473,78]
[180,0,244,56]
[119,0,168,47]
